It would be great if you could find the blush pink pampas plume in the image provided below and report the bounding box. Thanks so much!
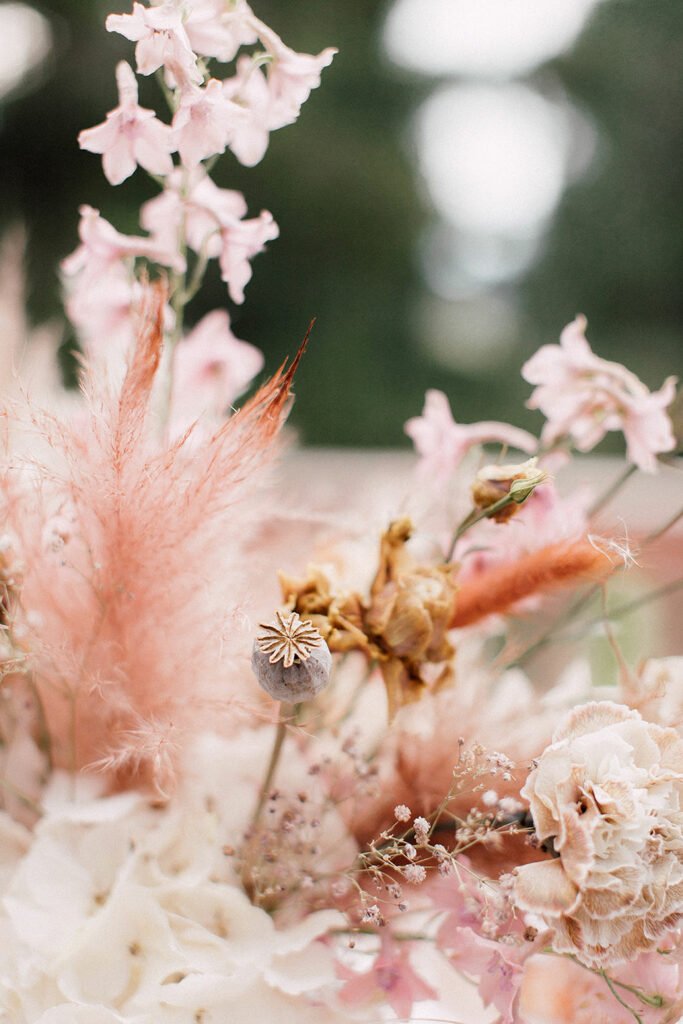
[450,539,614,628]
[4,285,309,792]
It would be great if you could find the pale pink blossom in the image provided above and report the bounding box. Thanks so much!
[62,205,181,278]
[172,79,245,167]
[222,56,273,167]
[519,949,680,1024]
[522,315,677,471]
[405,389,538,478]
[78,62,175,185]
[337,933,437,1020]
[61,206,179,352]
[253,18,337,130]
[106,2,202,88]
[169,309,263,437]
[216,209,278,303]
[64,261,139,351]
[141,167,246,262]
[434,872,550,1024]
[182,0,258,62]
[141,170,277,303]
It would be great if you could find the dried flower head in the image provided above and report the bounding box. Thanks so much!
[279,519,458,719]
[365,518,458,718]
[255,610,323,669]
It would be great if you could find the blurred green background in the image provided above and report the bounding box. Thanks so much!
[0,0,681,446]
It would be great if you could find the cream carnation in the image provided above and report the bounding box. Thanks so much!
[514,701,683,968]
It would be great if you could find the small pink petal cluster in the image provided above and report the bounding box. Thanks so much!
[433,873,550,1023]
[170,309,263,439]
[405,389,538,480]
[337,932,437,1020]
[522,315,678,472]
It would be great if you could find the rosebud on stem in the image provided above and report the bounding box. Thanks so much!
[446,459,548,561]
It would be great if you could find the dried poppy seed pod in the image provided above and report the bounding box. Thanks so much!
[252,610,332,702]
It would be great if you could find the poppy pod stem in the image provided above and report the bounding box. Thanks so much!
[248,702,294,837]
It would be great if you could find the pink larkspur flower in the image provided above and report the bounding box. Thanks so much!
[405,389,538,478]
[253,18,337,130]
[172,78,245,167]
[169,309,264,438]
[141,167,246,262]
[62,206,179,354]
[222,56,273,167]
[65,261,139,351]
[182,0,258,62]
[338,933,437,1020]
[522,315,677,472]
[62,205,181,278]
[79,61,175,185]
[141,170,277,303]
[106,2,202,88]
[216,209,278,303]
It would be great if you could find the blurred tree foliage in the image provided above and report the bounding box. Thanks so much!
[0,0,680,448]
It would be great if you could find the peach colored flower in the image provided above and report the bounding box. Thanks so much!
[515,701,683,968]
[522,315,677,472]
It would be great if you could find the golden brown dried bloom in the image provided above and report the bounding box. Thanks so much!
[280,519,458,720]
[514,701,683,968]
[365,519,458,719]
[471,457,547,522]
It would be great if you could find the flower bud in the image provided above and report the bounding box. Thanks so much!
[251,610,332,702]
[471,457,547,521]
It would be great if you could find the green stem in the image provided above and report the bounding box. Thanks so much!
[0,775,43,815]
[247,703,292,836]
[446,493,517,562]
[505,503,683,669]
[643,504,683,544]
[528,577,683,652]
[588,463,638,517]
[600,969,644,1023]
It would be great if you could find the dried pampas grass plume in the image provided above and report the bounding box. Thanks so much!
[451,538,614,628]
[5,284,312,793]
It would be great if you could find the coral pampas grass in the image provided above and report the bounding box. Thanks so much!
[5,287,309,791]
[451,538,614,628]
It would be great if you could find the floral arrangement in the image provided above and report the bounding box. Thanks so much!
[0,4,682,1024]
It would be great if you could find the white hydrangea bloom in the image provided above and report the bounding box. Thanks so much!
[0,733,353,1023]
